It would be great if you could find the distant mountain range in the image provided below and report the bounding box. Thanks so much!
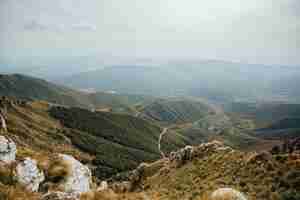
[55,61,300,102]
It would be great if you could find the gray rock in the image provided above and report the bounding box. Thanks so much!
[211,188,247,200]
[0,136,16,163]
[56,154,92,193]
[169,141,227,168]
[169,145,194,168]
[97,181,108,191]
[16,157,45,192]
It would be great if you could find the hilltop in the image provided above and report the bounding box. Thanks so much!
[0,74,92,108]
[0,74,153,112]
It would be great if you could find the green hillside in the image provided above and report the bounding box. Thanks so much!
[48,106,188,177]
[0,73,93,108]
[0,74,153,113]
[1,97,188,179]
[225,102,300,127]
[88,92,155,113]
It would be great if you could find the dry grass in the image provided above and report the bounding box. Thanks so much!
[44,155,72,184]
[0,185,41,200]
[0,162,17,185]
[80,190,151,200]
[138,149,300,200]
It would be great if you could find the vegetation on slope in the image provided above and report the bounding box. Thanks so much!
[88,92,155,113]
[49,106,188,177]
[140,99,214,125]
[1,97,188,179]
[0,74,93,108]
[225,102,300,128]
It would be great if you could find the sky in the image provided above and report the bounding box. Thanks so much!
[0,0,299,68]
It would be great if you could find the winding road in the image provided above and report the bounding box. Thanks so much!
[158,127,168,158]
[0,113,7,133]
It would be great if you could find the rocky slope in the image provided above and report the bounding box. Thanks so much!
[1,136,300,200]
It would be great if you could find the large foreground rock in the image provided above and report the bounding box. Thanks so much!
[211,188,247,200]
[57,154,92,193]
[16,158,45,192]
[0,136,16,163]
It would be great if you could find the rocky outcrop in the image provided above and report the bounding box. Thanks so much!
[169,140,229,168]
[42,191,80,200]
[210,188,247,200]
[0,136,16,163]
[110,181,133,193]
[55,154,92,193]
[108,160,166,193]
[169,145,194,168]
[16,158,45,192]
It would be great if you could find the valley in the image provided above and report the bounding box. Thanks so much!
[0,72,300,199]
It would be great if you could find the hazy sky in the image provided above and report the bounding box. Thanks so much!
[0,0,299,66]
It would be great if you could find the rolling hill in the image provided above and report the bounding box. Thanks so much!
[139,99,214,125]
[0,73,153,113]
[225,102,300,128]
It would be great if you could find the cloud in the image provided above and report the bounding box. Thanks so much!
[23,20,97,32]
[23,20,48,31]
[71,23,97,31]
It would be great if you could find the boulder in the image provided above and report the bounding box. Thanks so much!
[0,136,16,163]
[16,158,45,192]
[97,181,108,191]
[56,154,92,193]
[42,191,80,200]
[210,188,247,200]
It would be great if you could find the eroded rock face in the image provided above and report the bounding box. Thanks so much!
[16,158,45,192]
[210,188,247,200]
[56,154,92,193]
[0,136,16,163]
[42,191,80,200]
